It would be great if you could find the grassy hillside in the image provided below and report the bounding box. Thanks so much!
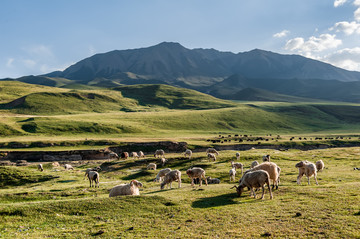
[113,84,237,109]
[0,148,359,238]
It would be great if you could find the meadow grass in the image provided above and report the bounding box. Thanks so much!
[1,147,359,238]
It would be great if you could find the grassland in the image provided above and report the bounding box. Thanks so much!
[1,148,360,238]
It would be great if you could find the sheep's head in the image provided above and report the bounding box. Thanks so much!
[186,169,192,175]
[295,161,305,168]
[160,182,165,190]
[130,180,143,188]
[231,185,244,197]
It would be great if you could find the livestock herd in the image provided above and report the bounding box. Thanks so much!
[35,148,326,200]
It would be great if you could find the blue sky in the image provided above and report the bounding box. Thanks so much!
[1,0,360,78]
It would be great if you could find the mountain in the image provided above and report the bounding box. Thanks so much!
[3,42,360,103]
[45,42,360,84]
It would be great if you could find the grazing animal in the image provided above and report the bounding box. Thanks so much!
[64,164,74,170]
[262,155,271,162]
[235,152,240,160]
[38,164,44,172]
[84,166,101,180]
[154,168,172,182]
[160,170,181,189]
[121,152,129,160]
[207,153,216,161]
[231,161,243,176]
[138,151,145,158]
[206,148,219,156]
[109,151,119,159]
[109,180,143,197]
[186,167,208,186]
[159,157,167,167]
[130,152,139,159]
[233,169,273,199]
[147,163,157,170]
[206,176,220,184]
[184,149,192,159]
[242,162,280,190]
[295,161,318,185]
[229,168,236,182]
[315,160,325,172]
[88,171,100,188]
[154,149,165,158]
[251,160,259,168]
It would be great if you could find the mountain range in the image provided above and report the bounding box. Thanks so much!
[3,42,360,102]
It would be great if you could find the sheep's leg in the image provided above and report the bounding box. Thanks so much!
[191,178,194,186]
[297,175,302,184]
[260,185,265,199]
[170,182,172,189]
[314,174,319,185]
[178,178,181,188]
[199,177,202,187]
[203,174,208,186]
[307,176,310,185]
[267,181,273,199]
[251,188,256,198]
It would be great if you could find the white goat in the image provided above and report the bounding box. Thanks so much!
[207,153,216,161]
[316,160,325,172]
[184,149,192,159]
[229,168,236,182]
[88,171,99,188]
[64,164,74,170]
[295,161,318,185]
[154,149,165,158]
[147,163,157,170]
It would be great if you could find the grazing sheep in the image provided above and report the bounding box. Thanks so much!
[138,151,145,158]
[147,163,157,170]
[206,176,220,184]
[251,160,259,168]
[131,152,139,159]
[233,169,273,199]
[186,167,208,186]
[64,164,74,170]
[295,161,318,185]
[231,161,243,176]
[207,153,216,161]
[38,164,44,172]
[184,149,192,159]
[316,160,325,172]
[159,157,167,167]
[84,166,101,180]
[154,149,165,158]
[235,152,240,160]
[109,152,119,159]
[52,162,60,167]
[243,162,280,190]
[109,180,143,197]
[160,170,181,189]
[88,171,100,188]
[229,168,236,182]
[121,152,129,160]
[154,168,172,182]
[206,148,219,156]
[262,154,271,162]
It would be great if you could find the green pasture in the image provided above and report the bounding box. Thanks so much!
[0,148,359,238]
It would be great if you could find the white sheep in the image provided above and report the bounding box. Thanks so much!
[207,153,216,161]
[206,176,220,184]
[251,160,259,168]
[109,180,143,197]
[186,167,208,186]
[154,168,172,182]
[88,171,100,188]
[131,152,139,159]
[233,169,273,199]
[64,164,74,170]
[147,163,157,170]
[235,152,240,160]
[315,160,325,172]
[160,170,181,189]
[109,152,119,159]
[243,162,280,190]
[38,164,44,172]
[229,167,236,182]
[184,149,192,159]
[295,161,318,185]
[138,151,145,158]
[262,154,271,162]
[231,161,243,175]
[206,148,219,156]
[84,166,101,180]
[154,149,165,158]
[159,157,167,167]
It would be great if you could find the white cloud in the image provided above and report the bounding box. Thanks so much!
[330,21,360,34]
[6,58,14,68]
[355,7,360,21]
[22,59,37,69]
[354,0,360,6]
[334,0,348,7]
[273,30,290,38]
[322,47,360,71]
[285,34,342,53]
[23,44,54,59]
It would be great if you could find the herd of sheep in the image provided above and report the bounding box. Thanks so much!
[37,148,326,199]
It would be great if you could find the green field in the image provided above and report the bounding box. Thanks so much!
[0,148,360,238]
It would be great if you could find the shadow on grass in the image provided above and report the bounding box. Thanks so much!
[122,170,152,180]
[192,192,238,208]
[57,180,77,183]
